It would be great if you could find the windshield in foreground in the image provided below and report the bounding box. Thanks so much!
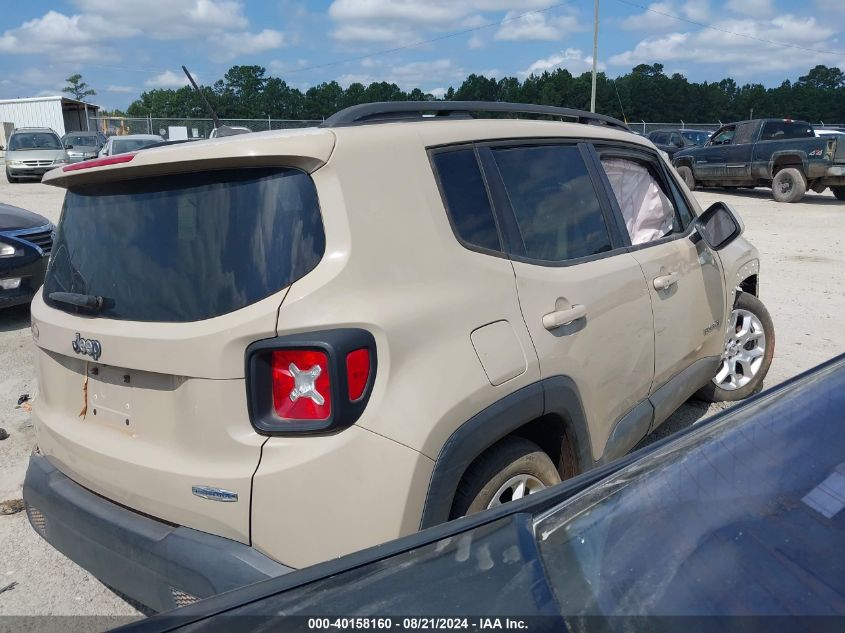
[9,132,62,150]
[536,359,845,616]
[44,167,325,322]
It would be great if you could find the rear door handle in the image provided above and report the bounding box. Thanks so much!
[653,272,680,291]
[542,304,587,330]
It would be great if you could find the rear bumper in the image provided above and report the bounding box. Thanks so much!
[23,454,293,613]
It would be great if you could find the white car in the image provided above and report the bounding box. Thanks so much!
[99,134,164,157]
[815,128,845,138]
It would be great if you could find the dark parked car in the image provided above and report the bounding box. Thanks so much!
[114,354,845,631]
[0,203,53,308]
[647,128,713,157]
[673,118,845,202]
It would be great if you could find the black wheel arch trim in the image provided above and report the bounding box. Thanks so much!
[418,376,594,529]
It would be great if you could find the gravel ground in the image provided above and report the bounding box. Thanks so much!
[0,171,843,618]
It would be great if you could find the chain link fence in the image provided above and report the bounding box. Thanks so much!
[90,117,323,140]
[86,116,845,140]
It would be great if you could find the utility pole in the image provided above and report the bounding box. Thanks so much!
[590,0,599,113]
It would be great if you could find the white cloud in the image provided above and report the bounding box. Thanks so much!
[328,0,562,42]
[0,10,124,61]
[429,87,447,98]
[337,58,463,92]
[609,16,843,76]
[71,0,248,38]
[520,48,604,78]
[725,0,775,17]
[145,70,192,89]
[332,23,411,42]
[468,33,486,48]
[621,1,710,32]
[0,0,252,69]
[106,85,136,93]
[215,29,287,60]
[495,11,582,41]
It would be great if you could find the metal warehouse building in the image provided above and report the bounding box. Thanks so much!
[0,96,100,137]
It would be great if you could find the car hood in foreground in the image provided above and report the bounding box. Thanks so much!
[0,202,51,231]
[117,354,845,631]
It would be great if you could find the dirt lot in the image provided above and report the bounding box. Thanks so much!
[0,172,843,617]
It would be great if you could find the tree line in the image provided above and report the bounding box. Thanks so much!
[120,63,845,124]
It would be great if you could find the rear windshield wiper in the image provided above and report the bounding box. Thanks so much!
[48,292,106,311]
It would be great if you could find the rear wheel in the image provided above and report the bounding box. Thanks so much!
[696,292,774,402]
[831,186,845,201]
[450,437,561,519]
[677,165,696,190]
[771,168,806,203]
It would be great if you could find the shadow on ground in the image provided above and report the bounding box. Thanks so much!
[0,304,30,334]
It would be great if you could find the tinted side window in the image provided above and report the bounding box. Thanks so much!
[711,127,736,145]
[492,145,612,262]
[431,149,501,252]
[760,121,814,141]
[733,122,757,145]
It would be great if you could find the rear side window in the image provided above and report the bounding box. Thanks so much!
[431,149,501,252]
[760,121,814,141]
[44,168,325,322]
[492,145,612,262]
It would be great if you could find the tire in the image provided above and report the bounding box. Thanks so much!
[695,292,775,403]
[831,186,845,201]
[677,165,696,191]
[450,437,561,519]
[771,167,806,203]
[4,168,18,184]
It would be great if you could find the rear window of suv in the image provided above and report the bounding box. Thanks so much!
[44,167,325,322]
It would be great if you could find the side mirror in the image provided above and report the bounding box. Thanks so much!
[0,145,4,151]
[695,202,743,250]
[65,144,74,149]
[673,139,684,148]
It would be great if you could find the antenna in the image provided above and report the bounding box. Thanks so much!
[181,65,221,129]
[181,65,250,138]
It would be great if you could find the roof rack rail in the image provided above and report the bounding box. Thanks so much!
[319,101,629,131]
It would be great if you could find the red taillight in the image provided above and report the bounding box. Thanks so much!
[62,153,136,172]
[346,348,371,401]
[271,350,331,420]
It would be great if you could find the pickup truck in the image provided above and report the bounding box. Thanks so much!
[672,118,845,203]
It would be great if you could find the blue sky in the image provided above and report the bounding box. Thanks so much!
[1,0,844,109]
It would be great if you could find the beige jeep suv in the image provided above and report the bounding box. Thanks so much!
[23,102,773,612]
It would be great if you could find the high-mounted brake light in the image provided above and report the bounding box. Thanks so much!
[63,153,136,172]
[271,350,331,420]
